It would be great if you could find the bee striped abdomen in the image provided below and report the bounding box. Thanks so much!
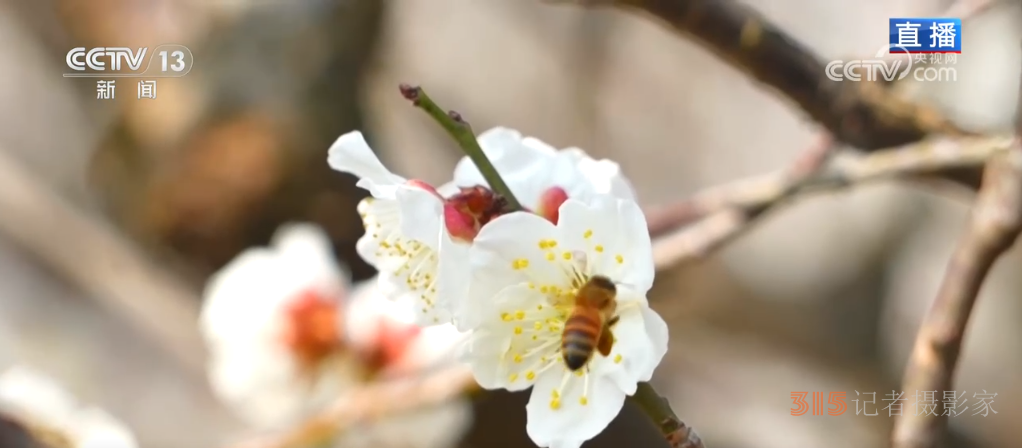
[562,313,601,371]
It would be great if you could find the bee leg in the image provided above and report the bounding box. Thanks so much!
[607,315,620,327]
[596,329,614,357]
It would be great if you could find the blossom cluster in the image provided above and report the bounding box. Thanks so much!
[326,127,669,448]
[198,223,472,448]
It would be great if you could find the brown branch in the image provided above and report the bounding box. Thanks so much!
[650,135,1015,270]
[892,24,1022,448]
[228,365,477,448]
[631,383,704,448]
[546,0,975,152]
[891,147,1022,448]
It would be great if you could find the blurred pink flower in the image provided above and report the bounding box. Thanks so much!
[200,222,472,447]
[199,222,361,429]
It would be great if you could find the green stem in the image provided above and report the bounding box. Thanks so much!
[629,382,705,448]
[399,84,523,211]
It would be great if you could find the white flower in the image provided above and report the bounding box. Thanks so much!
[344,279,468,378]
[199,222,363,430]
[0,365,137,448]
[339,280,474,448]
[458,196,669,448]
[327,127,635,329]
[450,130,636,206]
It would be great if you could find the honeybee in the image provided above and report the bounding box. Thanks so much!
[561,275,620,371]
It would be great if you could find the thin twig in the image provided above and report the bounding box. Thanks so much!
[650,135,1015,270]
[891,148,1022,448]
[231,365,477,448]
[630,383,704,448]
[399,84,524,211]
[0,148,206,377]
[892,25,1022,447]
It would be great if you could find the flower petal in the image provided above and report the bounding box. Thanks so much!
[525,370,626,448]
[207,345,361,429]
[463,212,568,331]
[573,154,637,201]
[200,223,347,347]
[587,307,658,393]
[394,186,444,252]
[460,284,558,392]
[0,366,78,428]
[461,330,514,390]
[386,323,468,376]
[453,128,546,188]
[436,231,472,326]
[453,128,582,210]
[639,306,669,381]
[327,131,406,197]
[272,222,350,296]
[556,197,654,296]
[199,249,290,345]
[355,197,403,269]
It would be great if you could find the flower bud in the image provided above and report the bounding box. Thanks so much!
[535,186,569,224]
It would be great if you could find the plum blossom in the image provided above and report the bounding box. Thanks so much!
[327,127,635,329]
[344,280,468,379]
[199,222,362,429]
[457,196,669,448]
[0,365,137,448]
[338,280,474,448]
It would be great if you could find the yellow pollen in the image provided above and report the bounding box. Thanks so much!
[551,390,560,399]
[595,245,604,252]
[574,370,584,377]
[540,286,549,293]
[509,373,518,382]
[614,354,623,363]
[526,371,536,380]
[514,354,523,363]
[562,252,572,260]
[534,321,543,330]
[548,240,557,248]
[550,398,561,410]
[580,397,589,405]
[532,335,538,340]
[512,259,529,269]
[537,304,543,310]
[538,240,548,249]
[501,313,513,322]
[528,283,536,289]
[515,310,525,320]
[514,326,523,335]
[584,229,593,238]
[546,252,555,261]
[615,254,624,264]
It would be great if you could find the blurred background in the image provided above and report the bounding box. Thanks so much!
[0,0,1021,447]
